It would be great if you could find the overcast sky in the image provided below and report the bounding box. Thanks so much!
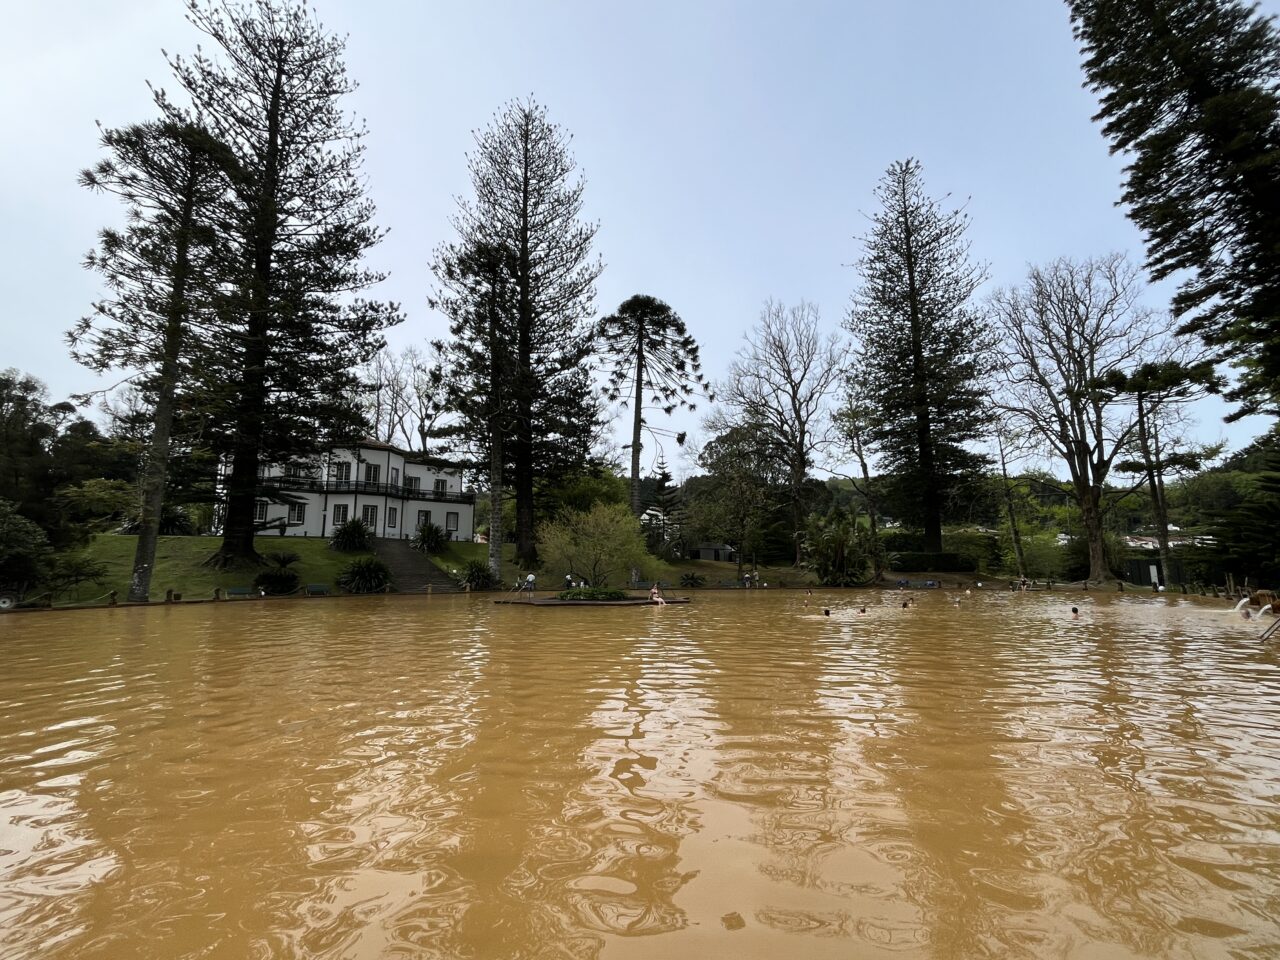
[2,0,1273,475]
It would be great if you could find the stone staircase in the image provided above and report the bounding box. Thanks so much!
[373,538,461,594]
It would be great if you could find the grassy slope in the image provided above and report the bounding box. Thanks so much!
[77,535,373,600]
[428,540,817,589]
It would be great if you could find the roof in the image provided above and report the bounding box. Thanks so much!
[341,439,463,471]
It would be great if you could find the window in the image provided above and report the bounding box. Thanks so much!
[390,467,400,487]
[253,501,268,522]
[332,503,348,525]
[288,502,306,524]
[364,463,380,484]
[285,463,303,478]
[446,511,459,532]
[434,478,447,496]
[362,504,378,528]
[387,507,398,528]
[333,462,351,482]
[405,475,420,491]
[417,509,430,531]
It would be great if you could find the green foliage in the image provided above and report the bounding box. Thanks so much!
[413,520,447,554]
[431,98,603,565]
[846,159,992,549]
[43,553,109,598]
[642,460,687,561]
[337,556,393,594]
[1062,533,1126,582]
[537,502,649,588]
[0,499,52,592]
[802,507,874,586]
[880,530,923,552]
[597,294,710,514]
[329,518,373,553]
[1002,532,1067,581]
[253,550,302,595]
[453,558,501,591]
[941,531,1002,573]
[252,568,300,595]
[888,551,976,573]
[557,587,628,601]
[1206,439,1280,584]
[679,572,705,588]
[1069,0,1280,416]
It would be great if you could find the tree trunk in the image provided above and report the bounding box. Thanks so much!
[1135,393,1173,586]
[630,342,644,515]
[1081,485,1112,582]
[488,421,503,581]
[898,174,941,552]
[210,60,284,568]
[129,170,197,601]
[996,436,1026,580]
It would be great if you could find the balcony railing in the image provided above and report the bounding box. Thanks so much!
[269,475,475,504]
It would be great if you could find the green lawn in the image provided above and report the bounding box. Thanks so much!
[428,539,817,590]
[72,534,373,601]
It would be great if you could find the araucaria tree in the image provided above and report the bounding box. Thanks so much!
[438,98,602,566]
[716,300,842,565]
[846,158,990,553]
[73,119,231,601]
[166,0,400,566]
[1068,0,1280,417]
[597,294,710,515]
[989,254,1179,583]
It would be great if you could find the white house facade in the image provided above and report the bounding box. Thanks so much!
[227,440,476,541]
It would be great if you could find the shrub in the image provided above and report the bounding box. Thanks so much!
[453,558,500,591]
[941,531,1001,573]
[412,520,447,554]
[253,568,300,595]
[889,551,976,573]
[44,553,108,598]
[679,572,706,588]
[263,550,301,568]
[557,587,628,601]
[329,518,373,552]
[880,530,924,553]
[337,557,392,594]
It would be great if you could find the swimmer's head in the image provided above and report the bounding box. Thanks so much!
[823,608,830,616]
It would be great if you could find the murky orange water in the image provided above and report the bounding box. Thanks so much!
[1,591,1278,959]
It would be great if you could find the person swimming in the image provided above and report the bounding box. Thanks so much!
[1071,606,1080,620]
[823,608,831,617]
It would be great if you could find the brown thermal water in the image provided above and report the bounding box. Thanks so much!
[1,591,1278,959]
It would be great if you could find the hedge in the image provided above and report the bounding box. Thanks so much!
[889,551,977,573]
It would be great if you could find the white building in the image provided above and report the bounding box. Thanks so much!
[237,440,475,541]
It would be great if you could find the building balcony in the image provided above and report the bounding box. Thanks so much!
[270,475,475,504]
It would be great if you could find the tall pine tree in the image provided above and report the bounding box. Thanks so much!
[1068,0,1280,417]
[162,0,400,566]
[74,119,231,600]
[438,98,602,565]
[846,159,990,553]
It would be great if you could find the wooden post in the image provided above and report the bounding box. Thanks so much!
[108,591,118,606]
[165,588,174,603]
[214,587,223,601]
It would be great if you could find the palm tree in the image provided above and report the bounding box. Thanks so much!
[597,295,711,514]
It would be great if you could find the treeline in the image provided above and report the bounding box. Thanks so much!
[3,0,1279,599]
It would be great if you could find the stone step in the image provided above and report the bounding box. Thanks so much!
[372,538,462,593]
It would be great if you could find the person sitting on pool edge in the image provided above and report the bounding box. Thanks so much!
[649,582,667,605]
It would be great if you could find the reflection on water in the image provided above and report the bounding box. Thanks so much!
[1,591,1278,959]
